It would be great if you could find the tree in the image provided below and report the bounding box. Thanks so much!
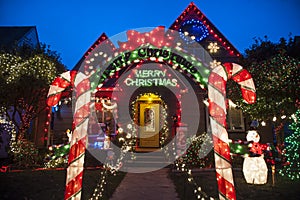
[0,44,66,140]
[279,109,300,180]
[228,36,300,145]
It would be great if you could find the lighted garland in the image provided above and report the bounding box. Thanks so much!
[229,140,250,157]
[0,110,40,168]
[175,133,213,168]
[44,143,70,168]
[279,109,300,180]
[174,134,215,200]
[90,170,109,200]
[90,135,133,199]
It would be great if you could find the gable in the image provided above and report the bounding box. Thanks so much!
[169,2,241,63]
[73,33,116,71]
[0,26,39,50]
[73,2,242,70]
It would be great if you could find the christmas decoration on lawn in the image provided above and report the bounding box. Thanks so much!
[89,169,109,199]
[44,142,70,168]
[47,70,90,199]
[175,133,213,168]
[174,134,215,199]
[229,140,250,157]
[10,138,40,168]
[46,70,77,106]
[0,109,17,159]
[208,62,256,200]
[242,130,268,184]
[229,139,280,166]
[279,109,300,180]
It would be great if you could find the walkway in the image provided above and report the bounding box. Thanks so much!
[110,168,180,200]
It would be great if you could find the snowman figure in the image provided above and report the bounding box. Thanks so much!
[242,129,268,184]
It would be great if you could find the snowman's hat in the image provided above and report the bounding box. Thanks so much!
[250,120,259,129]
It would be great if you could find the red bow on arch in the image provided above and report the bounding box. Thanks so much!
[117,26,176,51]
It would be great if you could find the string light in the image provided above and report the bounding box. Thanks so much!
[279,109,300,180]
[209,60,221,69]
[174,134,214,199]
[44,141,70,168]
[179,19,209,44]
[228,54,299,123]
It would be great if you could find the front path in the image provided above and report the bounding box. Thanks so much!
[110,168,180,200]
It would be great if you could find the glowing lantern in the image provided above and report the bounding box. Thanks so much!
[243,130,268,184]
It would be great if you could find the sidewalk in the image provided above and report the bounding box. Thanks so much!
[110,168,180,200]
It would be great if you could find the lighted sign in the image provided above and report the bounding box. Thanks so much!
[125,69,177,87]
[103,46,202,87]
[104,47,199,77]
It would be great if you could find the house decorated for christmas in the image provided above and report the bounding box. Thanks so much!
[49,2,273,153]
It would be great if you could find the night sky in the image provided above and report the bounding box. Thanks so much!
[1,0,300,69]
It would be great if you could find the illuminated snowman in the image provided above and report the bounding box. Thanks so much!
[242,130,268,184]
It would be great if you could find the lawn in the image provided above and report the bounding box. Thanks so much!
[0,168,126,200]
[170,168,300,200]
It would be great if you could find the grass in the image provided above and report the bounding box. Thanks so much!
[0,168,126,200]
[170,168,300,200]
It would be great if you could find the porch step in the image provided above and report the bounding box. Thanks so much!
[121,149,172,173]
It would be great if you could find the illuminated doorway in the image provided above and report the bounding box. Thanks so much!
[134,93,166,148]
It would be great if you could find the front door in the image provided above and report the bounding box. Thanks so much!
[139,103,160,147]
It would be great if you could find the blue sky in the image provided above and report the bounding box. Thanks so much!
[1,0,300,69]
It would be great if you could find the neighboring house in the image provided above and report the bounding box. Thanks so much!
[0,26,39,51]
[0,26,48,155]
[51,2,274,150]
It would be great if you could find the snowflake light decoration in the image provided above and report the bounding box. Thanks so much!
[208,42,219,53]
[209,60,221,68]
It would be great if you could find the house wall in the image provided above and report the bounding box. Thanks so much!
[51,103,73,145]
[228,118,274,144]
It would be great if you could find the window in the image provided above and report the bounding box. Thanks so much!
[227,104,245,132]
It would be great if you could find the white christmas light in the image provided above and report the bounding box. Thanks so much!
[243,130,268,184]
[208,42,220,53]
[209,60,221,68]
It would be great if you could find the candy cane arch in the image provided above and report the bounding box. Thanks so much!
[208,62,256,200]
[46,70,77,106]
[47,70,90,200]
